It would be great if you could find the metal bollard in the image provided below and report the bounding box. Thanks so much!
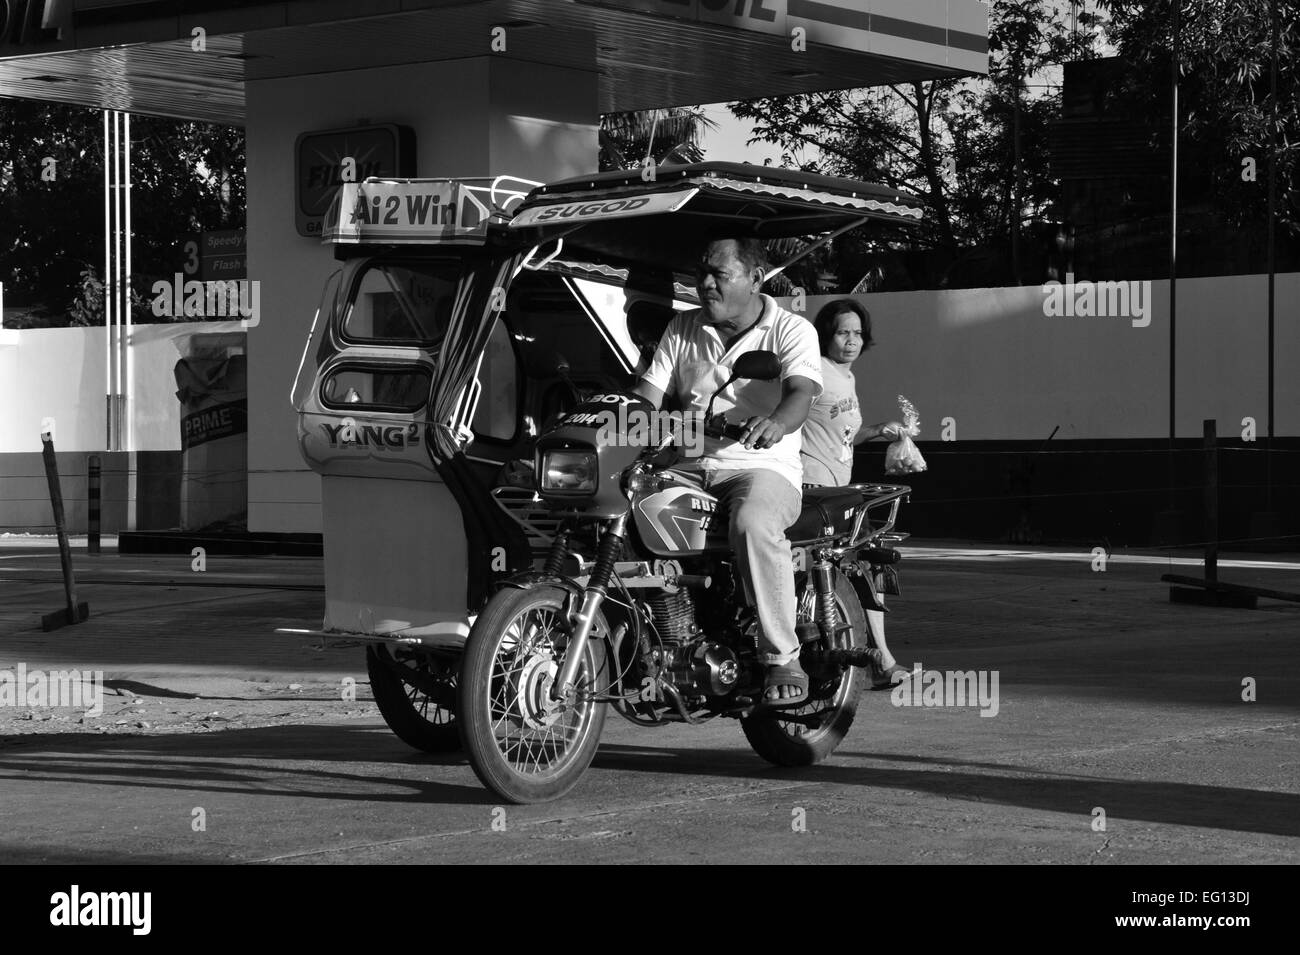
[88,455,101,555]
[1203,419,1217,583]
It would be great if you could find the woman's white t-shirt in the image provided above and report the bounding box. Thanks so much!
[800,357,862,487]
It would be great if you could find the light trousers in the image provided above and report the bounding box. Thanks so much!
[703,468,803,666]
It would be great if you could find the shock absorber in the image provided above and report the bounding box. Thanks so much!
[587,521,623,591]
[812,553,839,638]
[543,525,571,577]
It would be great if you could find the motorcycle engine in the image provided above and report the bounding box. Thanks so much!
[643,590,740,698]
[646,589,696,642]
[667,640,741,697]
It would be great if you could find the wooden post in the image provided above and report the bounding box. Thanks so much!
[40,433,90,631]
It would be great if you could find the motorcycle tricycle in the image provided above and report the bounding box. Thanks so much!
[284,163,922,802]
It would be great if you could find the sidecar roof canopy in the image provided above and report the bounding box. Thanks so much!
[507,162,925,273]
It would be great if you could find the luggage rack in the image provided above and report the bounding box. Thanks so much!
[843,483,911,548]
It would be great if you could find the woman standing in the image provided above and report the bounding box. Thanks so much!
[802,298,911,689]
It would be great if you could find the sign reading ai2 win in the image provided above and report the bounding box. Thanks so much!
[324,180,495,245]
[295,125,415,237]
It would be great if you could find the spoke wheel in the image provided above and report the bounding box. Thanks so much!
[366,645,461,753]
[741,571,867,767]
[458,585,608,803]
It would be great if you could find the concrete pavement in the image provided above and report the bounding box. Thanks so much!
[0,536,1297,863]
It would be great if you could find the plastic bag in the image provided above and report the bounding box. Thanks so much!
[884,434,927,475]
[884,394,928,475]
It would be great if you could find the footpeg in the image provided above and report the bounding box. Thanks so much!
[800,647,877,668]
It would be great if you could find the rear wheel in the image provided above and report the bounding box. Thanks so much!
[741,572,867,767]
[366,645,461,753]
[458,585,609,803]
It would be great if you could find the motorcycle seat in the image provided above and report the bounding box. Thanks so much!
[786,487,865,543]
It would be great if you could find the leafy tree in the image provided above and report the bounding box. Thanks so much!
[1098,0,1300,240]
[0,99,244,327]
[66,264,145,328]
[600,106,718,171]
[729,0,1103,288]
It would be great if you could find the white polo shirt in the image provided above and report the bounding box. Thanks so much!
[641,293,823,489]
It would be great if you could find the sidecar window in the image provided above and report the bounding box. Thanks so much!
[320,364,432,413]
[341,261,459,346]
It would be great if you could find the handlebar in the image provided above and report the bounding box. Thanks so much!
[703,414,747,442]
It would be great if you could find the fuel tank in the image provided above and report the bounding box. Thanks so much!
[632,479,731,556]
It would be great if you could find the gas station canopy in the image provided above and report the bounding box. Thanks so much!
[0,1,988,125]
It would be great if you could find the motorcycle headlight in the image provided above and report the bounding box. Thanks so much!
[539,450,598,494]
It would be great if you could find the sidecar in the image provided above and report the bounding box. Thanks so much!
[279,163,924,751]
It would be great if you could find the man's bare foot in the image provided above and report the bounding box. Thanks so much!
[762,661,809,707]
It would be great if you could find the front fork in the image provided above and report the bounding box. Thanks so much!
[551,512,627,700]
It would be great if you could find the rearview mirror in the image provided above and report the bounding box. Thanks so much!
[731,351,781,382]
[703,350,782,423]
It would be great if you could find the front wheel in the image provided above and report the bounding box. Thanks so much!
[458,584,609,803]
[741,571,868,767]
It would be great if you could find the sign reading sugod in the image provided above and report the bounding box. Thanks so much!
[509,188,699,229]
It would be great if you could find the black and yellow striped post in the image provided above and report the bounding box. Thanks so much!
[87,455,102,556]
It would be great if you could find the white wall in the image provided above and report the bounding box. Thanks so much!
[793,273,1300,442]
[0,321,245,453]
[244,56,599,533]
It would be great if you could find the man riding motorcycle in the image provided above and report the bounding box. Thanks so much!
[632,236,823,708]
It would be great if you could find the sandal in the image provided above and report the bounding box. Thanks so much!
[866,650,913,690]
[757,661,810,710]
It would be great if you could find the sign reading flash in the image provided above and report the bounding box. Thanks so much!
[294,124,415,237]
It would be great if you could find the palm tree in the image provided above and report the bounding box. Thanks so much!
[599,107,719,171]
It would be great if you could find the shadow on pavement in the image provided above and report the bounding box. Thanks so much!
[0,724,492,806]
[103,680,202,700]
[588,744,1300,839]
[2,724,1295,838]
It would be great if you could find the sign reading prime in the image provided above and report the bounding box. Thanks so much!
[0,664,104,717]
